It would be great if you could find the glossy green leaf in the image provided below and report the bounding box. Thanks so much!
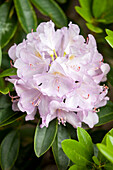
[14,0,37,33]
[0,68,17,77]
[69,164,87,170]
[96,101,113,126]
[34,119,57,157]
[61,139,92,166]
[86,23,103,33]
[105,29,113,48]
[0,106,16,125]
[0,2,17,48]
[92,0,107,18]
[75,7,92,23]
[31,0,67,27]
[92,156,100,166]
[52,125,70,170]
[98,128,113,162]
[77,127,94,157]
[0,87,9,94]
[75,0,93,23]
[0,112,25,127]
[106,135,113,151]
[0,130,20,170]
[97,143,113,163]
[0,46,2,66]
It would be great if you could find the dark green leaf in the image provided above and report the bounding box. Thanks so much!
[108,66,113,86]
[77,127,94,157]
[0,112,25,127]
[56,0,67,4]
[96,101,113,126]
[104,163,113,170]
[34,119,57,157]
[0,106,16,125]
[61,139,92,166]
[0,46,2,66]
[86,23,103,33]
[52,124,70,170]
[14,0,37,33]
[97,143,113,163]
[92,0,107,18]
[31,0,67,27]
[0,130,20,170]
[0,2,17,48]
[105,29,113,48]
[0,68,17,77]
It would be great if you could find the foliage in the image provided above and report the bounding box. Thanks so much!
[62,127,113,169]
[0,0,113,169]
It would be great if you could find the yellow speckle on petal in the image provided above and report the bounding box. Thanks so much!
[35,51,42,59]
[69,55,75,60]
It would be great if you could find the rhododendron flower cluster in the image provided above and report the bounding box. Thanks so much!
[8,21,110,128]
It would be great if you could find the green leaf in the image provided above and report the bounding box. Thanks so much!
[92,156,100,166]
[0,46,2,67]
[69,164,87,170]
[106,135,113,151]
[77,127,94,157]
[108,66,113,86]
[0,87,9,94]
[105,29,113,48]
[31,0,67,27]
[34,119,57,157]
[52,124,70,170]
[0,106,16,125]
[61,139,92,166]
[0,2,17,48]
[97,143,113,163]
[75,6,92,23]
[98,128,113,162]
[0,112,25,127]
[0,130,20,170]
[56,0,67,4]
[14,0,37,33]
[96,101,113,126]
[104,163,113,170]
[92,0,107,18]
[75,0,93,23]
[0,68,17,77]
[86,23,103,33]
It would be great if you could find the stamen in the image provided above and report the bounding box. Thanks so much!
[53,49,58,58]
[77,66,80,72]
[103,84,109,91]
[63,51,66,57]
[31,94,42,106]
[93,107,100,113]
[50,54,54,61]
[9,92,19,102]
[86,37,89,44]
[10,60,14,67]
[31,29,33,33]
